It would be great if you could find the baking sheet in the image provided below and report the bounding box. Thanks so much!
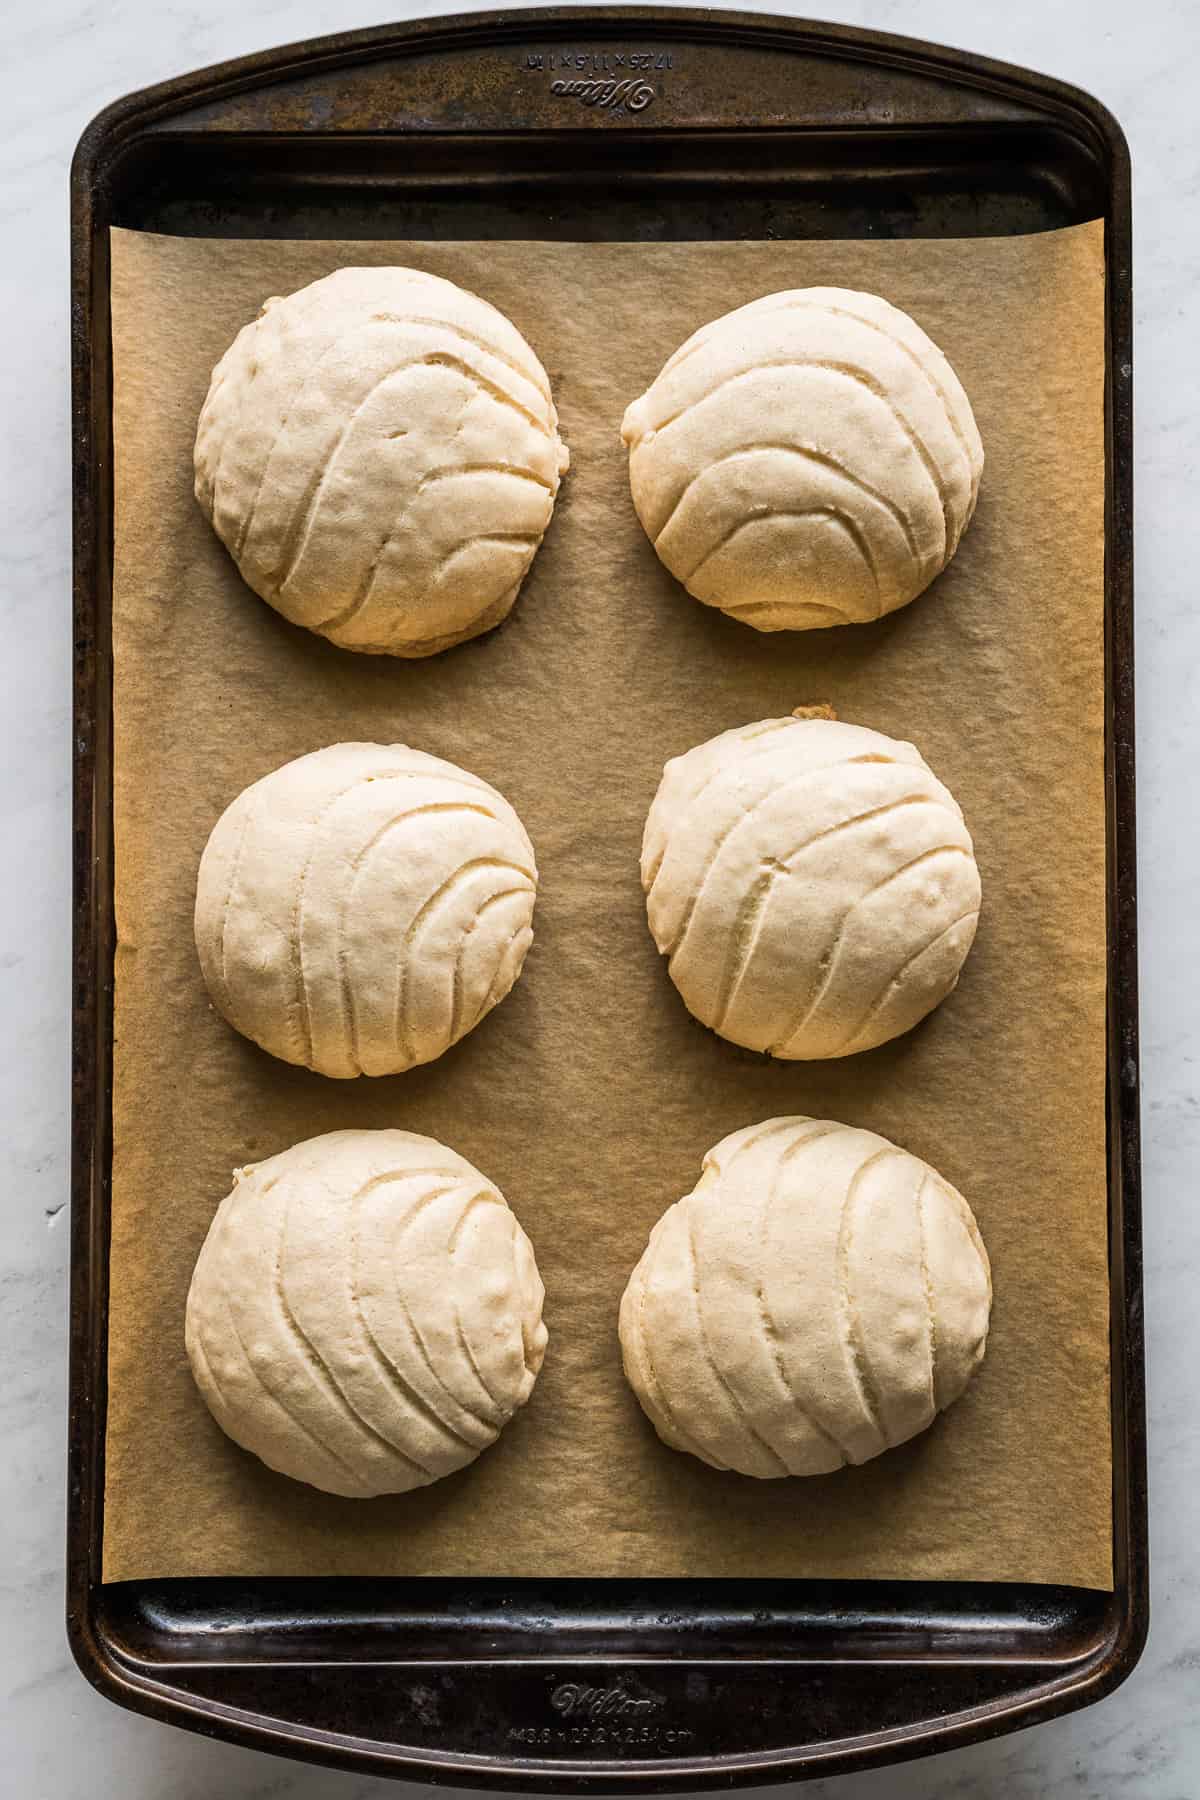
[104,221,1110,1588]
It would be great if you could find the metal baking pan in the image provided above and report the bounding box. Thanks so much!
[69,8,1143,1787]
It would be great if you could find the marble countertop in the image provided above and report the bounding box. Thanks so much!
[3,0,1195,1793]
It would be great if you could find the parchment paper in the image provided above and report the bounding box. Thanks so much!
[105,221,1111,1588]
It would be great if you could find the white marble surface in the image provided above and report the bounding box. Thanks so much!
[2,0,1196,1793]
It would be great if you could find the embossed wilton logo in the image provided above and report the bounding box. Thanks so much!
[550,77,656,112]
[551,1683,665,1719]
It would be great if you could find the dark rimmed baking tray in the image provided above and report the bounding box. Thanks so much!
[69,8,1143,1788]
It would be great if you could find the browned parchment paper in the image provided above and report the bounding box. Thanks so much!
[105,221,1110,1588]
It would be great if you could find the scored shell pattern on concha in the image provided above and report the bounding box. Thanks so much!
[641,715,982,1059]
[194,742,538,1080]
[185,1129,548,1498]
[619,1116,992,1478]
[194,266,569,657]
[622,286,983,631]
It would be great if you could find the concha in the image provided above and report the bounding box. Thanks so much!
[195,742,537,1078]
[186,1129,548,1497]
[622,287,982,630]
[642,715,981,1059]
[619,1116,991,1477]
[195,267,569,655]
